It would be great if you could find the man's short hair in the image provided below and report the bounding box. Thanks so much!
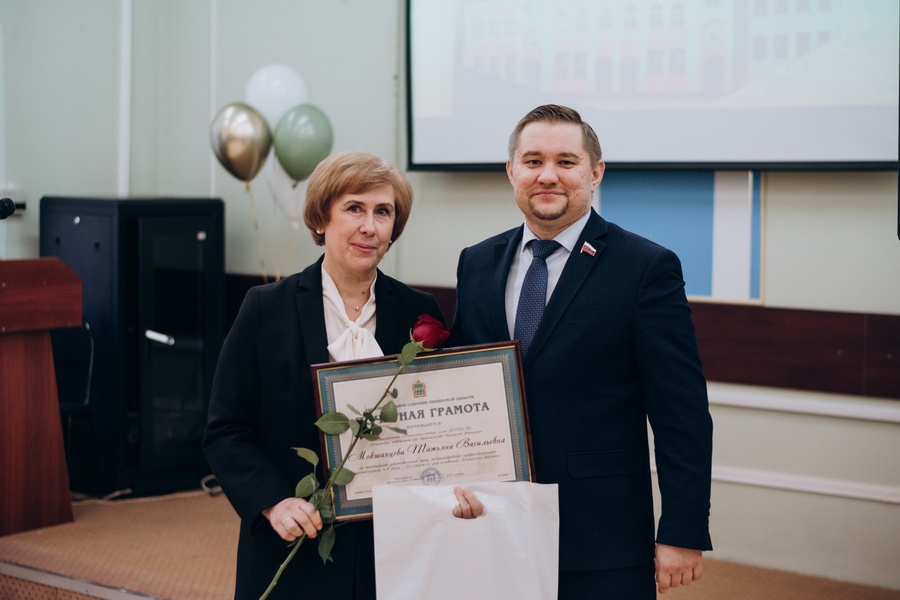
[508,104,603,165]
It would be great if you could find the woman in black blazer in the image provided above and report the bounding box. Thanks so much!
[203,151,445,600]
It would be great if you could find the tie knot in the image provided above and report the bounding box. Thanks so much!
[530,239,561,260]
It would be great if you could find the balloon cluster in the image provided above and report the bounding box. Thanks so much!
[210,64,333,219]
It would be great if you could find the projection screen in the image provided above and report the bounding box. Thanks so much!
[407,0,900,170]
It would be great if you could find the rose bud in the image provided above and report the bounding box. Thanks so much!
[412,314,450,349]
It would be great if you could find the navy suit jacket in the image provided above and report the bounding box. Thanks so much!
[203,256,443,600]
[451,209,712,571]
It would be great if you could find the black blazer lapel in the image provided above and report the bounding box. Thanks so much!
[491,227,523,342]
[296,258,330,365]
[526,211,609,365]
[373,271,403,352]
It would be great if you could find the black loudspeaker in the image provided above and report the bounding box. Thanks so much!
[40,197,225,497]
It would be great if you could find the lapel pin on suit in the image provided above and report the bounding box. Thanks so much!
[580,241,596,256]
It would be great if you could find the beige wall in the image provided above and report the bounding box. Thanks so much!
[1,0,898,589]
[763,171,900,315]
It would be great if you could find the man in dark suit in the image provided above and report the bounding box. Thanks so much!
[450,104,713,598]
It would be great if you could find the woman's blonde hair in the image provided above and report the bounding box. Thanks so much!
[304,151,413,246]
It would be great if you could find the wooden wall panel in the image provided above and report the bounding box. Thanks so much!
[227,276,899,400]
[864,314,900,399]
[689,304,867,395]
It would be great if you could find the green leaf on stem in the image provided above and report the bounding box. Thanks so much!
[318,525,336,564]
[347,404,361,416]
[295,473,319,498]
[331,466,355,486]
[380,400,398,423]
[315,412,351,434]
[319,506,334,523]
[389,388,398,398]
[398,340,420,368]
[384,425,407,435]
[309,488,328,510]
[292,447,319,468]
[348,419,360,435]
[360,425,383,441]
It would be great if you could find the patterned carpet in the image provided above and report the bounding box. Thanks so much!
[0,490,897,600]
[0,491,235,600]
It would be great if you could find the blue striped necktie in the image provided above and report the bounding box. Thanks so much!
[514,239,561,356]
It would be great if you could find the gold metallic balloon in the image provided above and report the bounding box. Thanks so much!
[210,102,272,182]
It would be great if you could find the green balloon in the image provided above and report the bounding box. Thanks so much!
[273,104,334,181]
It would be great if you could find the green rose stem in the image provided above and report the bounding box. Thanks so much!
[259,339,425,600]
[259,535,305,600]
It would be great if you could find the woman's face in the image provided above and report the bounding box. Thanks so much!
[321,184,396,280]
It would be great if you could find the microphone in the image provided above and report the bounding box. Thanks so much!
[0,198,15,220]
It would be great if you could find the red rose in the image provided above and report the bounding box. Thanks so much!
[412,314,450,349]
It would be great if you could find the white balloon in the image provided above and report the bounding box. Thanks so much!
[244,64,309,131]
[267,155,307,222]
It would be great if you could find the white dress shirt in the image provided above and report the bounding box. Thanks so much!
[505,211,591,339]
[321,266,383,362]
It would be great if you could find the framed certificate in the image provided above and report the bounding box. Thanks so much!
[311,342,532,520]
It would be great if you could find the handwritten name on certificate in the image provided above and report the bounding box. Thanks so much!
[330,361,518,501]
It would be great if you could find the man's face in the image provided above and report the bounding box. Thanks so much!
[506,121,604,238]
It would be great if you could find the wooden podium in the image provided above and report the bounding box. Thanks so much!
[0,258,81,536]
